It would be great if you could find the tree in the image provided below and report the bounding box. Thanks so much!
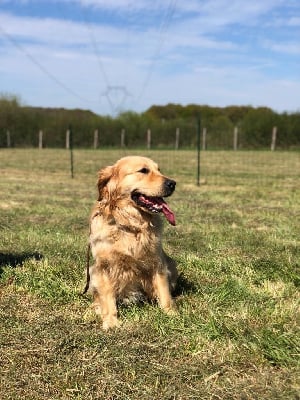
[1,94,299,149]
[241,107,277,148]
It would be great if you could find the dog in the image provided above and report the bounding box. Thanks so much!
[86,156,178,330]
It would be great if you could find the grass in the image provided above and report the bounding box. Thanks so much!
[0,148,299,400]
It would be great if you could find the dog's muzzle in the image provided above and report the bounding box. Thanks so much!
[163,179,176,196]
[131,178,176,226]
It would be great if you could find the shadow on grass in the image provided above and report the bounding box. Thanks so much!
[110,273,197,312]
[173,273,198,297]
[0,252,43,276]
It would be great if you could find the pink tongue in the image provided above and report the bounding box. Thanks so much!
[162,202,176,226]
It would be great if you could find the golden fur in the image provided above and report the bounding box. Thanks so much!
[87,156,178,330]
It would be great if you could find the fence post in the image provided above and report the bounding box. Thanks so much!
[233,126,238,151]
[197,116,201,186]
[121,129,125,148]
[69,125,74,179]
[66,129,70,149]
[202,127,207,150]
[6,130,11,148]
[271,126,277,151]
[93,129,99,149]
[38,130,43,149]
[147,129,151,150]
[175,127,180,150]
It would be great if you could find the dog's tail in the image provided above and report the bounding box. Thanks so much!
[82,243,91,295]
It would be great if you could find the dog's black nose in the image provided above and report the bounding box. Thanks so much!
[165,179,176,193]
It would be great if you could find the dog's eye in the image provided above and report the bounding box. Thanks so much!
[138,167,150,174]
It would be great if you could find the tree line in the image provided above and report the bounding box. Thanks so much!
[0,95,299,149]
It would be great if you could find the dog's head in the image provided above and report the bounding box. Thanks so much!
[97,156,176,225]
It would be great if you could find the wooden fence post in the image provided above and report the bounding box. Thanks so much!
[93,129,99,149]
[66,129,70,149]
[202,127,207,150]
[175,128,180,150]
[197,116,201,186]
[233,126,238,150]
[38,130,43,149]
[175,127,180,150]
[121,129,125,148]
[271,126,277,151]
[6,130,11,148]
[147,129,151,149]
[69,125,74,179]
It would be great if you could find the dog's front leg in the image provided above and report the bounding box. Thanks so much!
[153,272,176,315]
[92,271,120,330]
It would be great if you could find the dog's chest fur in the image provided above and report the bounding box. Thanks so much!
[90,202,163,260]
[89,203,166,299]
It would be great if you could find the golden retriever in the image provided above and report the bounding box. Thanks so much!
[86,156,178,330]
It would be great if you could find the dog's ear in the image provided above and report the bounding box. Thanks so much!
[97,165,114,201]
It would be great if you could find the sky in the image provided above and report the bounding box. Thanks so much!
[0,0,299,116]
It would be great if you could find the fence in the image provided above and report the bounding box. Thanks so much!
[2,124,296,151]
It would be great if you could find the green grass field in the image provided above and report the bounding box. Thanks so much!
[0,149,299,400]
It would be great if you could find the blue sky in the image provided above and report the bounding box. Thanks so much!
[0,0,299,115]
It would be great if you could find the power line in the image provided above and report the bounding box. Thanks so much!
[0,24,97,104]
[82,10,110,88]
[81,1,177,113]
[1,2,177,113]
[135,0,178,104]
[82,10,133,114]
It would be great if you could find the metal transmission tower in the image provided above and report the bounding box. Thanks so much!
[102,86,131,116]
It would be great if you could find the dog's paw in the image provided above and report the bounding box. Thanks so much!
[165,308,178,316]
[102,316,121,331]
[163,304,178,316]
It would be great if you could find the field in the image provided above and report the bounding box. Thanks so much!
[0,149,299,400]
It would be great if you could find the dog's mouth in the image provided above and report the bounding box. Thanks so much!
[131,192,176,226]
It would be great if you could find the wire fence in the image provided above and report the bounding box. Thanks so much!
[1,120,299,192]
[2,123,299,151]
[1,147,298,195]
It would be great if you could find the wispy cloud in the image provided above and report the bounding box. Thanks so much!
[288,16,300,26]
[266,41,300,55]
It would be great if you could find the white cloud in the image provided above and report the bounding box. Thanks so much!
[0,11,125,47]
[271,42,300,55]
[288,17,300,26]
[74,0,153,11]
[263,39,300,55]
